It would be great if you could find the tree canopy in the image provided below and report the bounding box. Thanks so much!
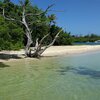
[0,0,73,52]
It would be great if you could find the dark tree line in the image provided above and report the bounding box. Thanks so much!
[72,34,100,43]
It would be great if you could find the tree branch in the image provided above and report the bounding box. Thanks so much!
[35,38,39,49]
[43,4,55,14]
[34,33,50,52]
[39,34,50,45]
[48,10,65,12]
[39,29,63,54]
[2,8,23,23]
[25,4,55,17]
[46,29,62,48]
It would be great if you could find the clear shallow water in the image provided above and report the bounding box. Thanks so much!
[0,52,100,100]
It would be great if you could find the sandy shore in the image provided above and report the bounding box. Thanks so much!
[42,45,100,56]
[0,45,100,62]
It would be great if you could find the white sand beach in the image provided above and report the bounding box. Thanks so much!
[42,45,100,56]
[0,45,100,62]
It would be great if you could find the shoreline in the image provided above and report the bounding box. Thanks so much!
[42,45,100,56]
[0,45,100,62]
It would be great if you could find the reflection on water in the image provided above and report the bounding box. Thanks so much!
[57,66,100,79]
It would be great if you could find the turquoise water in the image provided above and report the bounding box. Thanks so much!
[0,51,100,100]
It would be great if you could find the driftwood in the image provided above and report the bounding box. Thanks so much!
[2,2,62,58]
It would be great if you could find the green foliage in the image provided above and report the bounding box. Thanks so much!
[55,32,73,45]
[3,0,10,3]
[49,25,73,45]
[73,34,100,43]
[0,16,24,50]
[0,0,73,51]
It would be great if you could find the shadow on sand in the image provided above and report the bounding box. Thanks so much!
[0,53,22,60]
[57,66,100,79]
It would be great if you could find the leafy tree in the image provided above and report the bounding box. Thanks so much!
[0,16,24,50]
[73,34,100,43]
[1,0,62,57]
[0,0,74,57]
[49,25,73,45]
[3,0,10,3]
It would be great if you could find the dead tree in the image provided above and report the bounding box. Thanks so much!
[2,1,62,58]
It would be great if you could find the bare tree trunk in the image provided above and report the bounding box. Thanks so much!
[39,29,62,55]
[2,3,62,58]
[30,29,62,57]
[22,7,33,57]
[2,6,33,57]
[25,36,33,57]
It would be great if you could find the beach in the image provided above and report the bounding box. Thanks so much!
[0,45,100,62]
[42,45,100,56]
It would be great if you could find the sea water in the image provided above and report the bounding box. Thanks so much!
[0,51,100,100]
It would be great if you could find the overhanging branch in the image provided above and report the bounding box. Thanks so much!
[39,34,50,45]
[39,29,63,54]
[46,29,63,48]
[2,8,23,23]
[25,4,55,17]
